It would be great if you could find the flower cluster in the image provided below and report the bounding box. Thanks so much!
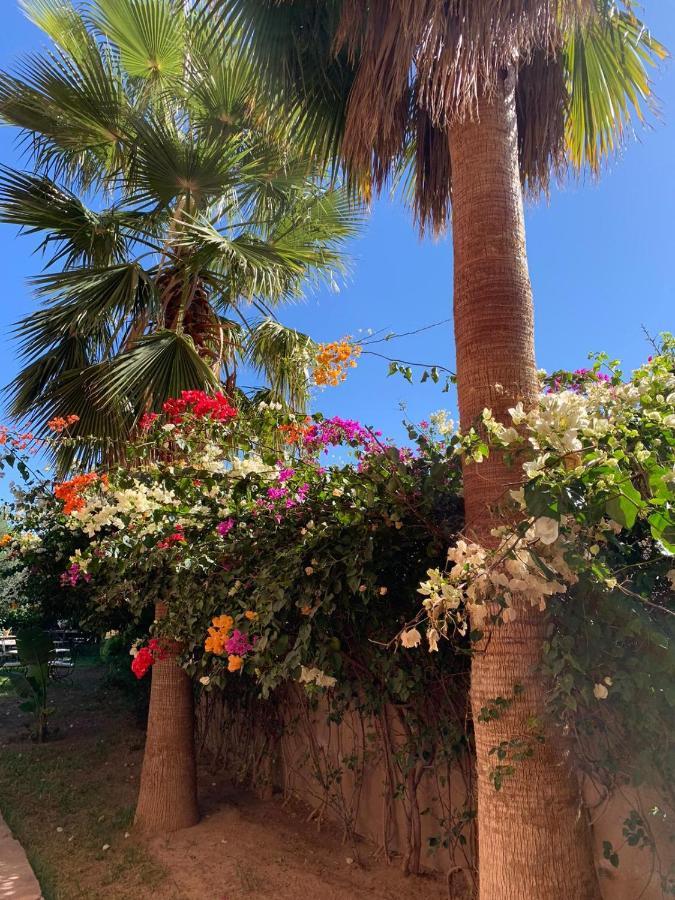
[161,390,237,424]
[406,345,675,692]
[47,414,80,433]
[156,524,185,550]
[313,338,362,387]
[130,638,167,679]
[204,615,254,673]
[0,425,39,453]
[292,416,378,454]
[54,473,107,516]
[59,562,91,587]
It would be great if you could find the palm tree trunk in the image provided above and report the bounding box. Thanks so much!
[134,601,199,833]
[449,71,600,899]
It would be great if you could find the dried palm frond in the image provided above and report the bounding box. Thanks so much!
[333,0,593,226]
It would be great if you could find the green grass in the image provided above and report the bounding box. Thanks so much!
[0,666,168,900]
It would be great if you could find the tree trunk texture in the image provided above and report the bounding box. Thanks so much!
[449,74,600,899]
[134,601,200,833]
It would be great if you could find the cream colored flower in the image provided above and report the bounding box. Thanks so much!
[400,628,422,649]
[593,683,609,700]
[534,517,559,546]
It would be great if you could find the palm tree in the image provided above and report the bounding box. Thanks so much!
[212,1,665,895]
[0,0,359,474]
[0,0,359,834]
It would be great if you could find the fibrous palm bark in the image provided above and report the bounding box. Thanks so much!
[134,601,199,832]
[449,72,599,899]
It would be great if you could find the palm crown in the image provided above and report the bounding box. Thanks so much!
[216,0,665,229]
[0,0,360,468]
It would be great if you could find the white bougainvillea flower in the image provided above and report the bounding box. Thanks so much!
[427,628,440,653]
[593,683,609,700]
[534,517,559,545]
[299,666,336,688]
[400,628,422,649]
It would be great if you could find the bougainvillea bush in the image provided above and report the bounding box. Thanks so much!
[2,340,673,879]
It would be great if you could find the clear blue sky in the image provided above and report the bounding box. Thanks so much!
[0,3,673,457]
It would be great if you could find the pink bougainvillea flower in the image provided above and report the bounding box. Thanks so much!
[217,519,235,537]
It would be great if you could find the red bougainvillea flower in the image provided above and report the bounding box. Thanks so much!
[156,524,185,550]
[139,412,159,430]
[130,639,167,679]
[162,391,237,424]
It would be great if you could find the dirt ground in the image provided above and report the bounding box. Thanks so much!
[0,664,447,900]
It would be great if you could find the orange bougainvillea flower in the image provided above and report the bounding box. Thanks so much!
[244,610,258,621]
[313,338,362,387]
[277,417,312,446]
[212,614,234,632]
[204,628,226,655]
[227,655,244,672]
[0,534,12,547]
[204,614,235,655]
[47,414,80,433]
[53,472,103,515]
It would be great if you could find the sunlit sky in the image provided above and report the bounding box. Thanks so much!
[0,3,673,494]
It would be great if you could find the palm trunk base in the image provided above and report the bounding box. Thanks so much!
[134,651,199,833]
[471,603,600,900]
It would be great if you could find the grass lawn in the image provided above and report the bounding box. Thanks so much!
[0,660,173,900]
[0,654,449,900]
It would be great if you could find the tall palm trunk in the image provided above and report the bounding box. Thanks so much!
[449,72,600,899]
[134,601,199,832]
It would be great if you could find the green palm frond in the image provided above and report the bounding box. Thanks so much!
[212,0,354,173]
[0,45,130,187]
[8,333,90,420]
[564,5,667,173]
[0,167,129,267]
[128,117,247,206]
[89,0,186,82]
[35,366,131,473]
[20,0,95,62]
[94,329,219,412]
[244,317,315,409]
[17,264,156,355]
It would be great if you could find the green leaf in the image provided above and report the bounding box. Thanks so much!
[605,481,641,529]
[648,512,675,554]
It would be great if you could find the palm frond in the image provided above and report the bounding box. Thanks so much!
[20,0,96,63]
[7,333,91,420]
[0,167,129,267]
[94,329,219,412]
[89,0,186,82]
[244,317,314,409]
[16,263,156,355]
[563,4,667,173]
[0,43,130,188]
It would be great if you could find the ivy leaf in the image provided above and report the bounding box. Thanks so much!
[648,512,675,553]
[524,482,559,519]
[605,482,641,529]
